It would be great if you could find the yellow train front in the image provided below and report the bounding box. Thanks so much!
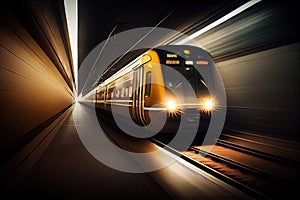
[94,45,216,143]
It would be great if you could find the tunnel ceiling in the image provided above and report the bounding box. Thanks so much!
[78,0,249,68]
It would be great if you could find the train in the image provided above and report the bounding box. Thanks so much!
[82,45,216,136]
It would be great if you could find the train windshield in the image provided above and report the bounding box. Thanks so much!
[155,47,211,101]
[161,60,208,98]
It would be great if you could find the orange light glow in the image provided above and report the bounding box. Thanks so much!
[204,100,214,111]
[200,97,216,113]
[196,60,208,65]
[167,101,177,111]
[166,60,180,65]
[165,99,181,117]
[184,50,190,54]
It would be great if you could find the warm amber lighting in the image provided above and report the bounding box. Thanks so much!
[166,60,180,65]
[167,101,177,111]
[196,60,208,65]
[200,97,216,113]
[183,50,190,54]
[204,100,214,111]
[165,100,181,117]
[166,53,177,58]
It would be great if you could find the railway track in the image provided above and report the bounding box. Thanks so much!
[185,146,289,200]
[96,109,299,199]
[151,134,300,200]
[219,129,300,165]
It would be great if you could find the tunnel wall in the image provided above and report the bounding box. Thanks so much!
[217,43,299,141]
[0,1,74,163]
[195,1,299,141]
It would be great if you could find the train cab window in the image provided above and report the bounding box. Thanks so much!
[162,66,182,90]
[145,71,151,97]
[116,89,120,98]
[129,86,133,98]
[121,88,125,98]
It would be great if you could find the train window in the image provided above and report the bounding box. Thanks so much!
[145,71,151,97]
[129,86,133,98]
[121,88,125,98]
[161,66,182,91]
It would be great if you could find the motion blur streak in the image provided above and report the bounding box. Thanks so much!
[0,0,74,165]
[196,2,299,61]
[176,0,261,45]
[193,1,299,140]
[64,0,78,96]
[217,43,299,140]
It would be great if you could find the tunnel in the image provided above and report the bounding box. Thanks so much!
[0,0,299,199]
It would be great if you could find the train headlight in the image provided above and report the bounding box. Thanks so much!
[200,98,215,112]
[167,101,177,111]
[165,99,181,117]
[204,100,214,111]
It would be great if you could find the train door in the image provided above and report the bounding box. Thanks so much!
[179,61,198,105]
[182,63,196,93]
[132,65,145,125]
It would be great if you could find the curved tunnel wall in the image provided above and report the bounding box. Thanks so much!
[0,0,74,163]
[217,43,299,140]
[197,1,299,141]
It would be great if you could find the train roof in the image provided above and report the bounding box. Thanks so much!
[97,45,210,85]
